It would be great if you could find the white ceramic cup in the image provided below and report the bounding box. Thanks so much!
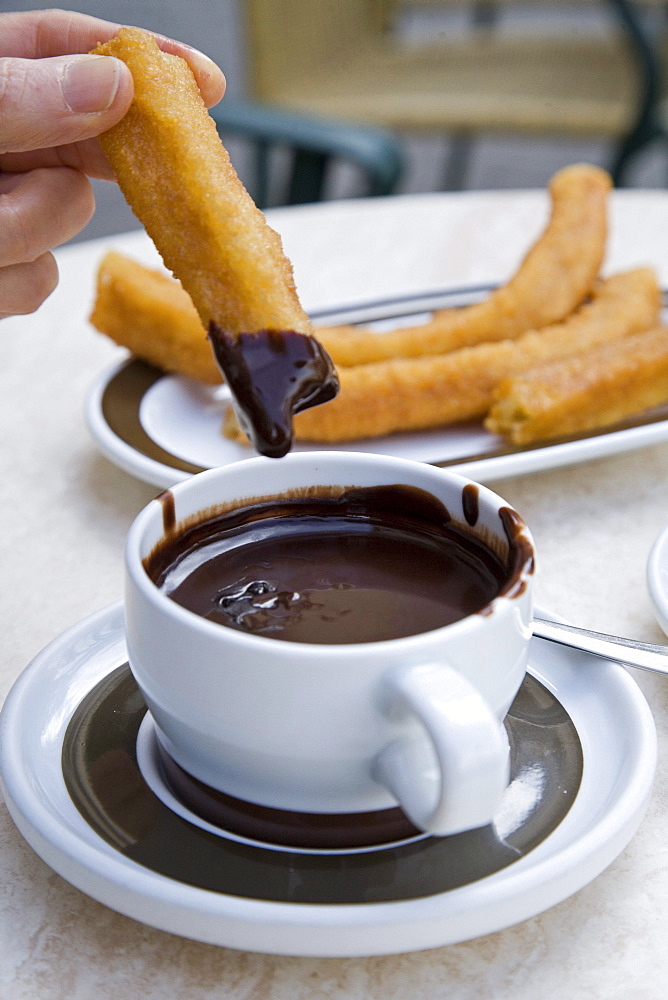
[125,452,535,837]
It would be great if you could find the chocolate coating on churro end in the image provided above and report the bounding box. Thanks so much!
[208,323,339,458]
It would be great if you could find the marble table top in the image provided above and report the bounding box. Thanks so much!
[3,186,668,998]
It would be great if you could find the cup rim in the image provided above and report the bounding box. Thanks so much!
[125,452,535,653]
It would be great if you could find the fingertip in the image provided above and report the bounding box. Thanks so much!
[2,253,60,316]
[151,35,226,106]
[184,49,226,107]
[34,251,60,307]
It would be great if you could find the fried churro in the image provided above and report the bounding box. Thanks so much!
[485,326,668,444]
[224,268,657,444]
[90,251,221,384]
[89,162,610,374]
[93,27,337,456]
[314,163,612,365]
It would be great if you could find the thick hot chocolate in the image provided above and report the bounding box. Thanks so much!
[145,484,511,644]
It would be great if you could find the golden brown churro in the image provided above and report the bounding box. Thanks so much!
[485,326,668,444]
[314,164,612,365]
[88,141,662,451]
[93,27,337,456]
[252,268,658,443]
[89,163,611,373]
[90,251,221,384]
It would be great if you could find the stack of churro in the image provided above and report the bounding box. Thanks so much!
[88,44,666,451]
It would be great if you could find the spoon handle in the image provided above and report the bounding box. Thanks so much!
[532,616,668,675]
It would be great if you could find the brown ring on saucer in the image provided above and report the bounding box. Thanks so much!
[61,664,583,904]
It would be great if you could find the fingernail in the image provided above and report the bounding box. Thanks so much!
[171,40,224,93]
[61,55,124,114]
[181,45,219,77]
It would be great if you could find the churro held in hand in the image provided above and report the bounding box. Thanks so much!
[315,163,612,365]
[222,268,659,444]
[485,326,668,445]
[92,27,337,457]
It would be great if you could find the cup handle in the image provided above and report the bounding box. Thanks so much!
[372,661,510,836]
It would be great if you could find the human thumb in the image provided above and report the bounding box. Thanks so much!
[0,54,133,155]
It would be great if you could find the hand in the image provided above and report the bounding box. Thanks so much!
[0,9,226,318]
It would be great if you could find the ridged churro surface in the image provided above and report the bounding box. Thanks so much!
[286,268,660,441]
[93,28,311,339]
[315,163,612,364]
[90,251,220,384]
[88,150,664,450]
[485,326,668,444]
[88,163,611,374]
[93,28,339,457]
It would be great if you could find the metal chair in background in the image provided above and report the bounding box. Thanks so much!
[210,97,405,207]
[243,0,665,188]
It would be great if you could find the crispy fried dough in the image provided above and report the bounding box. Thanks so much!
[92,28,311,339]
[257,267,658,443]
[315,164,612,365]
[90,251,221,384]
[92,28,337,457]
[89,162,611,373]
[485,326,668,444]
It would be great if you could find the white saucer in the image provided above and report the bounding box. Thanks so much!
[648,524,668,636]
[0,603,657,957]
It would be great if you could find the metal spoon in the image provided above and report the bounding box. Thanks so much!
[532,616,668,675]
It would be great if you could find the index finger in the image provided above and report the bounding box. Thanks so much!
[0,9,225,108]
